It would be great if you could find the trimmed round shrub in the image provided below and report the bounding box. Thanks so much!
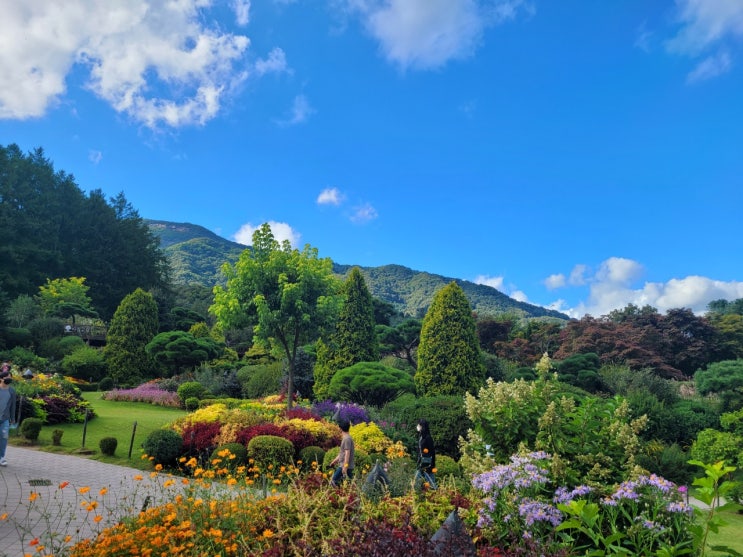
[210,442,248,469]
[298,446,326,471]
[328,362,415,407]
[185,397,200,411]
[143,429,183,466]
[52,429,64,446]
[247,435,294,469]
[177,381,206,405]
[434,454,462,478]
[99,377,114,391]
[99,437,118,456]
[21,418,43,441]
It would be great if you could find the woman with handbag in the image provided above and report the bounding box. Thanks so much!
[415,418,437,490]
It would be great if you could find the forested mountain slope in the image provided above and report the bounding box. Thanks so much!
[147,220,569,321]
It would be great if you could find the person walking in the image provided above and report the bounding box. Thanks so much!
[0,369,18,466]
[415,418,437,490]
[329,419,355,486]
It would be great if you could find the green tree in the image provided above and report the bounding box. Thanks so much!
[695,359,743,412]
[4,294,40,327]
[328,361,415,407]
[145,330,224,376]
[37,277,96,320]
[415,281,484,397]
[104,288,160,385]
[376,318,422,370]
[313,267,378,398]
[210,223,341,408]
[0,145,170,320]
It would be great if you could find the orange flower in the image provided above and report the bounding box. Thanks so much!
[79,486,91,494]
[28,492,39,502]
[58,481,69,489]
[262,529,274,538]
[99,487,108,496]
[0,513,7,521]
[423,448,429,453]
[94,515,103,523]
[29,538,40,546]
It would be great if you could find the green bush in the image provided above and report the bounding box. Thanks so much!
[247,435,294,469]
[143,429,183,466]
[328,362,416,407]
[4,327,32,347]
[61,344,107,382]
[210,442,248,469]
[185,397,200,411]
[52,429,64,446]
[434,454,462,478]
[21,418,44,441]
[382,457,417,497]
[237,362,283,399]
[298,446,326,471]
[99,437,118,456]
[177,381,206,405]
[636,442,694,486]
[98,377,114,391]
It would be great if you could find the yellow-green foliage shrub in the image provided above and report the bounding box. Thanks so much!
[247,435,294,469]
[349,422,393,454]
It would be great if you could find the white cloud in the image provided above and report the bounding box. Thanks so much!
[317,187,344,206]
[350,203,378,223]
[233,221,301,247]
[0,1,250,127]
[88,149,102,164]
[278,94,315,126]
[595,257,644,285]
[233,0,251,26]
[474,275,504,290]
[510,290,528,302]
[553,257,743,318]
[686,51,732,82]
[634,21,653,52]
[339,0,531,70]
[568,264,588,286]
[544,273,565,290]
[667,0,743,55]
[255,47,289,76]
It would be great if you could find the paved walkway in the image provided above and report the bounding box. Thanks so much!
[0,446,178,557]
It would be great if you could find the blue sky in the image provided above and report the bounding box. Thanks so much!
[2,0,742,318]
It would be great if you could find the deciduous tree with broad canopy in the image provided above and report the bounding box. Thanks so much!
[415,281,484,397]
[210,223,341,408]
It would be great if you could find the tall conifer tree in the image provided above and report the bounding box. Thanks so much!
[415,281,484,396]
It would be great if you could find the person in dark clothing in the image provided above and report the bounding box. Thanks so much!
[0,370,18,467]
[415,418,437,490]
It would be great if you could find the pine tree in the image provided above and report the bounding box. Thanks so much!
[104,288,160,384]
[415,281,484,397]
[313,267,378,399]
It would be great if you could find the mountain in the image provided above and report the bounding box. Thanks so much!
[147,220,569,321]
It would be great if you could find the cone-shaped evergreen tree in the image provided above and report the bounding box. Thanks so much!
[104,288,159,384]
[415,281,484,396]
[314,267,378,399]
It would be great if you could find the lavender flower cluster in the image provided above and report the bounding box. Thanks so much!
[103,382,180,407]
[311,399,370,424]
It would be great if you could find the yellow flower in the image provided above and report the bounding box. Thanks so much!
[155,464,163,471]
[99,487,108,496]
[79,486,91,494]
[133,475,144,481]
[263,529,274,538]
[0,513,8,521]
[94,515,103,523]
[28,492,39,502]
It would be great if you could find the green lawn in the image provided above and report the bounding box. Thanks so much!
[11,391,187,470]
[707,502,743,556]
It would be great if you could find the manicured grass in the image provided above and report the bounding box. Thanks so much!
[707,502,743,556]
[11,391,187,470]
